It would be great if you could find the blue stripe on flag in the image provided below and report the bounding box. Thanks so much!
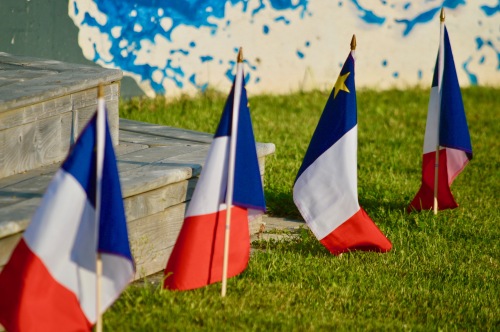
[431,55,439,88]
[213,72,266,211]
[98,116,134,261]
[439,27,473,158]
[214,78,234,138]
[233,77,266,211]
[62,112,133,262]
[61,115,98,207]
[295,53,357,182]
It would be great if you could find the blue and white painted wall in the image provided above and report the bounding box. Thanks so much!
[69,0,500,97]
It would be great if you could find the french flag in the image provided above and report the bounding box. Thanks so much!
[408,26,473,212]
[164,57,266,291]
[293,50,392,255]
[0,99,135,331]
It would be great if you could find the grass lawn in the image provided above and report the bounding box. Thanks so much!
[108,86,500,331]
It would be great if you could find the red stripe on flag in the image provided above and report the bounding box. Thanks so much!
[320,208,392,255]
[0,239,91,332]
[164,206,249,291]
[408,149,458,212]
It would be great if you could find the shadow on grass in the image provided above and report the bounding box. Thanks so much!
[264,190,302,220]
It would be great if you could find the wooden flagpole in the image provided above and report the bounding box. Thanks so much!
[221,48,244,297]
[95,85,105,332]
[434,8,445,215]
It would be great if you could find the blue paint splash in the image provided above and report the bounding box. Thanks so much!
[200,55,214,63]
[476,36,485,49]
[225,59,257,82]
[274,16,291,24]
[189,74,209,92]
[480,2,500,16]
[395,0,466,36]
[463,34,500,84]
[476,36,500,70]
[75,0,309,94]
[297,50,305,59]
[263,25,270,34]
[349,0,386,25]
[395,7,440,36]
[463,57,478,85]
[73,1,79,15]
[170,49,189,56]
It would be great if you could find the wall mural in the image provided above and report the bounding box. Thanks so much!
[69,0,500,97]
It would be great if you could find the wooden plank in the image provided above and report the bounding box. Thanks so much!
[256,142,276,158]
[0,95,72,130]
[0,143,145,191]
[120,118,213,144]
[0,198,41,239]
[0,112,73,178]
[34,111,73,165]
[0,232,21,268]
[0,174,49,210]
[117,144,206,176]
[76,102,119,146]
[119,130,201,147]
[128,203,186,279]
[124,178,197,222]
[0,163,59,189]
[129,203,267,280]
[0,53,122,113]
[0,122,35,178]
[115,142,149,156]
[70,84,118,110]
[73,85,120,145]
[120,162,198,198]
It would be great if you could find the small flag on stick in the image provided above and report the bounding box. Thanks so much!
[408,8,473,213]
[293,35,392,255]
[0,91,135,331]
[164,48,266,293]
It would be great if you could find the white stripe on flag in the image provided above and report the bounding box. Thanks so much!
[22,168,135,323]
[293,126,359,239]
[23,169,98,322]
[445,147,470,184]
[186,137,229,217]
[423,86,440,154]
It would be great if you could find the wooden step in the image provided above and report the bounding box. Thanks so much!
[0,119,276,279]
[0,52,121,179]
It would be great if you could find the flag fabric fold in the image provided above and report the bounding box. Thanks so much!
[293,51,392,255]
[408,27,472,212]
[164,67,266,291]
[0,102,134,332]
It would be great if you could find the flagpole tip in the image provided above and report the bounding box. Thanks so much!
[440,8,445,22]
[350,35,357,51]
[237,47,244,63]
[97,84,104,98]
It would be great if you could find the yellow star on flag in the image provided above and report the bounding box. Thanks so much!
[333,72,350,98]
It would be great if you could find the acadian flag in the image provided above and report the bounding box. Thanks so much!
[164,53,266,291]
[293,41,392,255]
[0,99,135,331]
[408,25,473,212]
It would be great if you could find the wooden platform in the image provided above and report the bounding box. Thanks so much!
[0,119,275,279]
[0,52,121,178]
[0,53,276,282]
